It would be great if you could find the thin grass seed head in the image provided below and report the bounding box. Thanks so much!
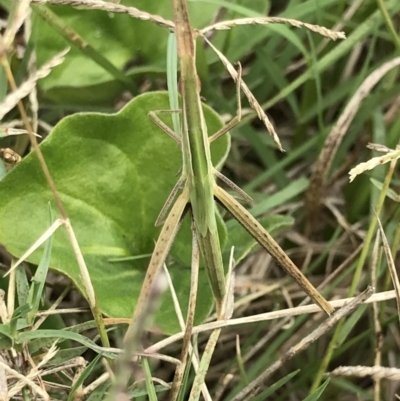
[200,16,346,41]
[349,148,400,182]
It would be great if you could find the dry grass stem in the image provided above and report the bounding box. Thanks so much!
[376,213,400,323]
[229,286,374,401]
[0,358,50,400]
[324,198,354,234]
[80,355,178,398]
[82,372,109,397]
[0,357,7,400]
[227,242,360,372]
[384,94,400,125]
[0,290,8,323]
[202,34,283,151]
[6,259,16,319]
[131,352,181,365]
[371,231,383,401]
[30,0,174,29]
[214,374,234,401]
[200,16,346,41]
[164,247,212,401]
[0,48,69,120]
[221,282,281,313]
[92,347,181,364]
[37,344,59,369]
[33,284,72,330]
[0,126,40,137]
[187,251,236,401]
[5,218,63,276]
[63,218,97,309]
[286,0,362,73]
[40,356,85,378]
[1,0,31,51]
[342,40,365,81]
[307,56,400,217]
[222,247,236,320]
[146,287,394,353]
[168,231,209,401]
[329,366,400,380]
[36,307,88,317]
[367,142,396,153]
[71,358,86,399]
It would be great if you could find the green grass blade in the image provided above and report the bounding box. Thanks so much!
[252,370,300,401]
[250,0,400,116]
[167,32,181,135]
[27,203,53,323]
[142,357,158,401]
[18,329,117,358]
[188,328,221,401]
[303,379,330,400]
[67,354,102,401]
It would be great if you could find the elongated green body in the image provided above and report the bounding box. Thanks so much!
[174,0,226,311]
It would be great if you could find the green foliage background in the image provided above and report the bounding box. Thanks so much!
[1,0,400,399]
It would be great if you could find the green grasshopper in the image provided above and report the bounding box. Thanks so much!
[126,0,334,337]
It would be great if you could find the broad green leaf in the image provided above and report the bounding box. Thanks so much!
[31,1,220,105]
[0,92,230,334]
